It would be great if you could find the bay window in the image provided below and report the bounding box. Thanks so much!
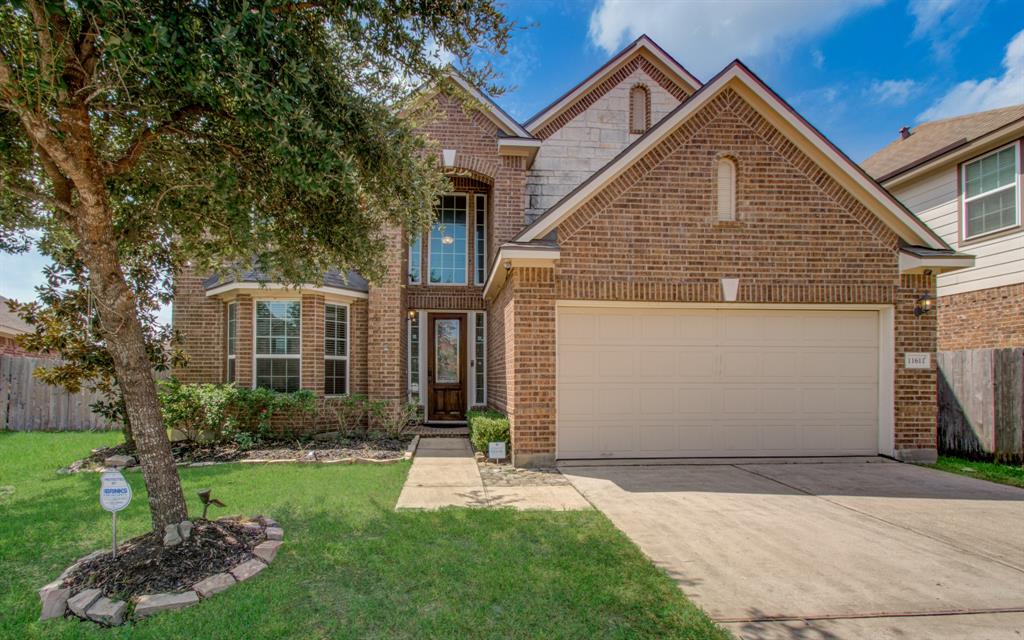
[226,302,237,383]
[255,301,300,392]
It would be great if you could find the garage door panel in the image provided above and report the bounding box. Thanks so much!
[557,306,881,459]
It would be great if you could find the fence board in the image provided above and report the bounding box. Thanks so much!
[0,355,121,431]
[938,348,1024,463]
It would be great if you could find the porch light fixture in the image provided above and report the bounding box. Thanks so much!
[914,292,934,317]
[407,309,417,319]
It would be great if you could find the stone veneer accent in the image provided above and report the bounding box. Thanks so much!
[937,282,1024,351]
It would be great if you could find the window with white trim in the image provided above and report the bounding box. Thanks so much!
[254,301,300,392]
[717,157,736,221]
[408,234,421,284]
[226,302,237,383]
[962,142,1019,239]
[474,194,487,285]
[428,194,468,284]
[408,314,420,404]
[324,304,348,396]
[474,312,485,405]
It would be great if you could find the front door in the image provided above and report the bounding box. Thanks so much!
[428,313,466,421]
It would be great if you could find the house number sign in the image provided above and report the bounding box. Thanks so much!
[904,352,931,369]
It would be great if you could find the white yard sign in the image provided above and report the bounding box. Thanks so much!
[904,353,931,369]
[100,471,132,512]
[488,441,507,461]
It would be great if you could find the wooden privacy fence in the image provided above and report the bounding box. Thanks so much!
[0,355,120,431]
[938,348,1023,463]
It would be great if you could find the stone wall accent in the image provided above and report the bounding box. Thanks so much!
[526,65,686,223]
[938,282,1024,350]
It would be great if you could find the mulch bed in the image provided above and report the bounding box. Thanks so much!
[64,435,410,473]
[62,518,263,600]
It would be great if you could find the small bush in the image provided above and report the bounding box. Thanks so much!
[231,387,316,437]
[331,394,368,435]
[158,379,236,443]
[367,400,419,439]
[468,409,509,455]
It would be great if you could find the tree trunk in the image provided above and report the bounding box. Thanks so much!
[56,106,188,533]
[122,414,137,454]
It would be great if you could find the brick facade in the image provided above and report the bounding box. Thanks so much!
[937,282,1024,350]
[170,47,947,464]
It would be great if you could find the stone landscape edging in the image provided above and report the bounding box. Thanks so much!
[38,515,283,627]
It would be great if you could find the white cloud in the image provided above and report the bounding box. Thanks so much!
[868,79,919,106]
[588,0,881,78]
[908,0,986,59]
[811,49,825,70]
[918,28,1024,121]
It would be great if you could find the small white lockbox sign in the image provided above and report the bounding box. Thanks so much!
[100,471,133,512]
[488,441,507,460]
[904,352,931,369]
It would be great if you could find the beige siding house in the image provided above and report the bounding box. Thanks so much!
[863,105,1024,351]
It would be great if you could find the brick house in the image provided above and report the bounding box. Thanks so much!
[0,295,37,357]
[863,105,1023,351]
[173,36,973,465]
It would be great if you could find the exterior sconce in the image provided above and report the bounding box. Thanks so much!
[914,292,934,317]
[503,261,512,271]
[407,309,417,319]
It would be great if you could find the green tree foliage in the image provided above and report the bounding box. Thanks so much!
[0,0,511,531]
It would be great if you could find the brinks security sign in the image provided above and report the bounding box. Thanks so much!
[99,471,132,512]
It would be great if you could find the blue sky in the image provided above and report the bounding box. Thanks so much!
[3,0,1022,319]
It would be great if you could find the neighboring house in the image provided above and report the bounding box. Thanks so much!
[0,295,36,357]
[173,36,973,465]
[863,105,1023,351]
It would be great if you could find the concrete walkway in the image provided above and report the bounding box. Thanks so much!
[396,438,590,510]
[562,459,1024,640]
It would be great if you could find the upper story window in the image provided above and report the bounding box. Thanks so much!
[962,142,1020,240]
[408,234,421,284]
[226,302,237,383]
[429,194,468,284]
[324,303,348,396]
[629,85,650,134]
[254,300,300,392]
[717,157,737,221]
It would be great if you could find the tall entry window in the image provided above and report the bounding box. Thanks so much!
[429,194,468,284]
[255,301,300,392]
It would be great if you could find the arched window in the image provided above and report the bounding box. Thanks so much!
[629,85,650,134]
[717,157,737,221]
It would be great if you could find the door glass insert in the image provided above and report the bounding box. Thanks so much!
[435,319,460,384]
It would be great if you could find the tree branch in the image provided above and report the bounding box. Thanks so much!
[103,106,211,177]
[26,0,56,87]
[1,176,75,215]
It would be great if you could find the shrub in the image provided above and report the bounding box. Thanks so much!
[158,378,236,443]
[468,409,509,455]
[367,400,420,439]
[230,387,316,437]
[331,394,368,435]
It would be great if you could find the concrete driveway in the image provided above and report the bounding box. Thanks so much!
[560,459,1024,639]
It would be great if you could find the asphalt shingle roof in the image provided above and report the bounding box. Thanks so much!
[203,269,369,293]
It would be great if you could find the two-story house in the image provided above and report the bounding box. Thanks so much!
[863,105,1023,351]
[173,36,973,466]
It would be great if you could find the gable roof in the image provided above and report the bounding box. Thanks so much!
[863,104,1024,183]
[441,71,534,139]
[523,35,702,136]
[514,60,949,251]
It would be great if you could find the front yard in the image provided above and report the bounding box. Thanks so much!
[0,432,728,639]
[926,455,1024,489]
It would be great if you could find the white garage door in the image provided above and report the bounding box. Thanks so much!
[557,306,880,459]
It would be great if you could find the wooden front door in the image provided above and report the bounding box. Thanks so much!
[428,313,467,421]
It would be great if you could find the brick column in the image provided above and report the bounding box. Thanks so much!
[235,294,254,388]
[509,267,557,467]
[171,265,225,383]
[893,273,938,462]
[367,225,406,404]
[301,294,325,394]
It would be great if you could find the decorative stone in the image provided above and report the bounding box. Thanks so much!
[265,526,284,541]
[259,515,278,527]
[229,558,267,582]
[193,572,236,598]
[68,588,102,617]
[163,523,182,547]
[178,520,194,540]
[86,597,127,626]
[241,521,262,533]
[133,591,200,618]
[253,540,283,563]
[38,580,71,621]
[104,454,135,468]
[304,451,317,460]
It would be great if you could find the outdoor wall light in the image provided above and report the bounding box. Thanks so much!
[407,309,417,319]
[914,292,934,317]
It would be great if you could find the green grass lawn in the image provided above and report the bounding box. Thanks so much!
[0,432,728,639]
[926,455,1024,489]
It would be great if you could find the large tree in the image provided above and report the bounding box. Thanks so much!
[0,0,511,531]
